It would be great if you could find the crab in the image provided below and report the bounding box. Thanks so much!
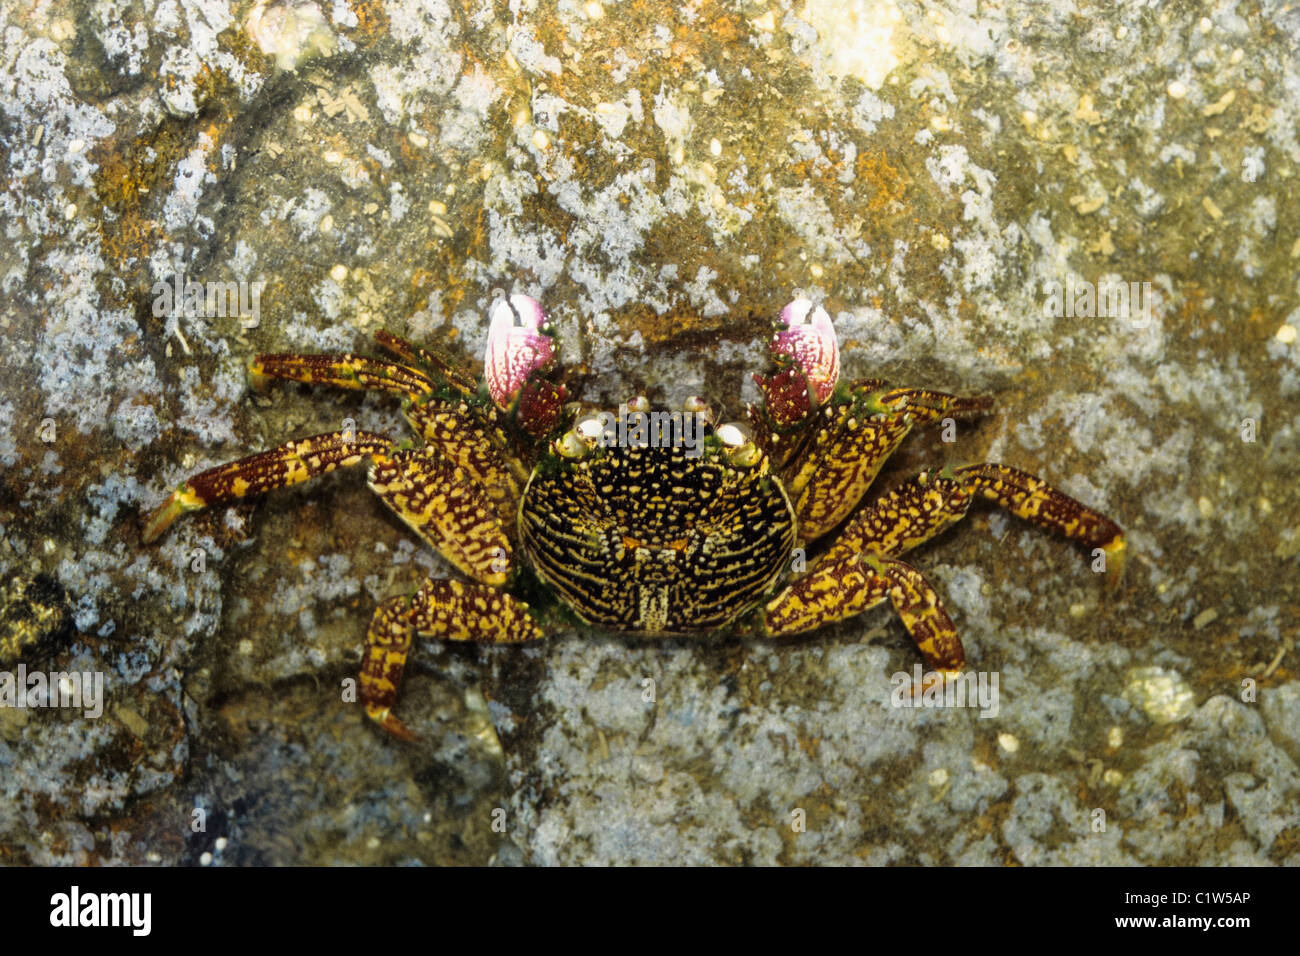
[144,295,1126,740]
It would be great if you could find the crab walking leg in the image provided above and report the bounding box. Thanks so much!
[763,552,965,671]
[402,400,526,528]
[361,579,545,740]
[373,330,479,396]
[249,352,433,400]
[143,431,395,541]
[825,465,1126,585]
[823,471,975,564]
[779,384,990,545]
[785,405,914,542]
[361,597,418,741]
[875,386,993,424]
[953,464,1126,585]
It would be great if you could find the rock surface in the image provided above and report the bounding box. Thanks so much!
[0,0,1296,865]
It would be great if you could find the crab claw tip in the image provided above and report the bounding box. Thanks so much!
[142,486,205,542]
[777,296,815,328]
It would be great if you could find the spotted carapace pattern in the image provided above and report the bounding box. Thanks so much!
[520,443,797,633]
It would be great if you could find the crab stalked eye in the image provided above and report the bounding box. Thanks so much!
[553,431,589,459]
[485,294,555,411]
[575,415,605,441]
[681,395,715,429]
[717,421,761,467]
[553,411,607,460]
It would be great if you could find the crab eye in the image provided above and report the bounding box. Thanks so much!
[626,395,651,415]
[717,421,761,467]
[553,433,585,459]
[716,422,745,445]
[485,294,554,410]
[575,414,606,442]
[553,411,607,460]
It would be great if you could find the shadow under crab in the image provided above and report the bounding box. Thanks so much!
[144,295,1127,741]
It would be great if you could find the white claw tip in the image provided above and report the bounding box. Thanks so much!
[779,297,816,328]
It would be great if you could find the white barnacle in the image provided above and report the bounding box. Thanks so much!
[1123,667,1196,724]
[246,0,337,72]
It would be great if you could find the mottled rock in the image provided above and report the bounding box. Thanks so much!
[1,0,1297,865]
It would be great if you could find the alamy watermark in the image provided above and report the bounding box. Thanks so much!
[1043,278,1153,328]
[891,665,1000,718]
[152,270,266,330]
[49,886,151,936]
[585,403,707,458]
[0,665,104,718]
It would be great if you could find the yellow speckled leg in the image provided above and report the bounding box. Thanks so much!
[763,552,965,671]
[368,450,516,587]
[143,430,395,541]
[875,386,993,425]
[950,464,1126,586]
[783,403,914,543]
[861,554,964,670]
[361,579,545,741]
[825,465,1125,585]
[373,330,479,397]
[402,400,526,529]
[773,382,992,546]
[824,471,974,563]
[249,351,433,400]
[764,460,1123,668]
[362,596,419,741]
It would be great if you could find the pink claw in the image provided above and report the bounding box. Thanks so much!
[755,298,840,425]
[485,294,555,410]
[772,297,839,404]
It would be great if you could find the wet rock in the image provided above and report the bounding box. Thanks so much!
[0,574,74,667]
[1,0,1297,865]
